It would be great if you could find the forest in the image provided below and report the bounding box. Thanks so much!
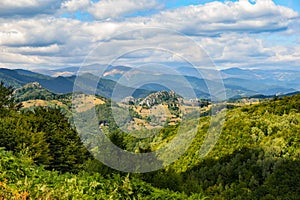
[0,81,300,199]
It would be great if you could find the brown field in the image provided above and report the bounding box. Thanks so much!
[73,94,105,112]
[22,100,64,108]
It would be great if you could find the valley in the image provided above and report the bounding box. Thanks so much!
[0,66,300,199]
[1,0,300,199]
[0,79,299,199]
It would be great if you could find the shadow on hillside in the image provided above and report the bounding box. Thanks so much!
[140,147,300,199]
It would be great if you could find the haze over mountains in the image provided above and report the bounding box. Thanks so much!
[1,65,299,99]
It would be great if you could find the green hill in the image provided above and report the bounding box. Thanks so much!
[138,94,300,199]
[93,93,300,199]
[0,82,299,199]
[13,82,57,102]
[0,149,205,199]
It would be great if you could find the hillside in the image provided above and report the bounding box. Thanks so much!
[14,82,57,102]
[0,83,207,199]
[0,83,299,199]
[92,93,300,199]
[0,149,205,199]
[138,94,300,199]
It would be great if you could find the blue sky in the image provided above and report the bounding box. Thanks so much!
[0,0,299,70]
[274,0,300,12]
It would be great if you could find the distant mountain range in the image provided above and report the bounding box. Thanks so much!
[1,66,299,99]
[0,68,150,99]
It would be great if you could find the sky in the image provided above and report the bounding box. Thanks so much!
[0,0,299,71]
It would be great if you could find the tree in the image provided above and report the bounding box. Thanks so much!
[0,81,22,114]
[31,107,92,172]
[0,112,51,165]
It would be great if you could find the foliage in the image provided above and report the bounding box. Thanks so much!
[27,107,92,172]
[14,82,57,102]
[0,81,22,114]
[139,94,300,199]
[0,94,90,172]
[1,82,300,199]
[0,149,204,199]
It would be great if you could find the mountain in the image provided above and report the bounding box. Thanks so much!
[223,78,295,95]
[33,67,79,77]
[99,65,299,98]
[1,66,299,99]
[221,67,254,77]
[103,65,132,80]
[0,68,72,93]
[138,90,180,108]
[221,68,300,90]
[32,64,131,78]
[0,68,152,99]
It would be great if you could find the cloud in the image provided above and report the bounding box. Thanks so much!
[142,0,298,35]
[60,0,91,13]
[0,0,65,17]
[0,0,299,71]
[88,0,162,20]
[197,32,300,69]
[0,50,47,66]
[0,17,80,47]
[200,33,274,67]
[268,45,300,64]
[0,17,93,68]
[10,44,60,56]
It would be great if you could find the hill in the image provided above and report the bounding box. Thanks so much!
[137,94,300,199]
[89,93,300,199]
[13,82,57,102]
[0,79,299,199]
[0,83,207,199]
[0,149,204,199]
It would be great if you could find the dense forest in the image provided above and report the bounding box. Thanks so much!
[0,82,300,199]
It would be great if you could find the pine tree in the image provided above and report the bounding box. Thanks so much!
[0,81,22,114]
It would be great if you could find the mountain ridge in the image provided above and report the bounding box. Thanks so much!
[1,67,299,99]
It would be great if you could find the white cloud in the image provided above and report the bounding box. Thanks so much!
[0,17,93,69]
[142,0,298,35]
[0,0,299,71]
[0,17,81,47]
[60,0,91,13]
[88,0,162,20]
[0,0,37,7]
[0,0,65,17]
[197,32,300,69]
[0,50,47,65]
[268,45,300,64]
[11,44,60,55]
